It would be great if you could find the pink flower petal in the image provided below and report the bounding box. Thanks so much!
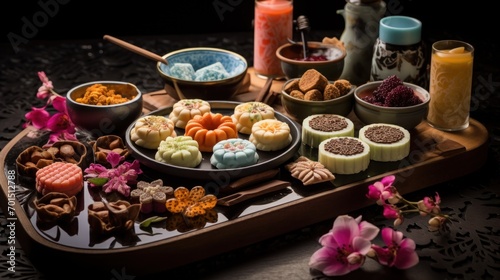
[51,96,67,112]
[46,113,72,132]
[358,220,380,241]
[25,107,50,129]
[309,247,352,276]
[380,175,395,186]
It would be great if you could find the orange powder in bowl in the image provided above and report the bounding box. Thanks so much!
[75,84,132,105]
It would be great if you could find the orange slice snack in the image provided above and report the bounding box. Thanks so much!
[435,46,470,59]
[35,162,84,197]
[165,186,217,218]
[448,47,465,53]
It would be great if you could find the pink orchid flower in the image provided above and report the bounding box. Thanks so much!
[46,112,75,133]
[382,204,404,226]
[26,72,78,145]
[103,176,131,197]
[382,204,401,219]
[417,192,441,216]
[370,227,419,269]
[366,175,399,205]
[36,71,54,100]
[84,152,142,197]
[24,107,50,129]
[309,215,379,276]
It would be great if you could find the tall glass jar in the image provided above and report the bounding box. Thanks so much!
[253,0,293,79]
[337,0,386,86]
[370,16,427,88]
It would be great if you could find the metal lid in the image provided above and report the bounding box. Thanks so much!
[379,16,422,45]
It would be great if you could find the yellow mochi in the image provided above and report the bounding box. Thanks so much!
[249,119,292,151]
[231,101,275,134]
[130,115,177,149]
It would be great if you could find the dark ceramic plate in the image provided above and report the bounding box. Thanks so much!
[125,101,301,181]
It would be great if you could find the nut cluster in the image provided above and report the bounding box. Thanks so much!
[284,69,352,101]
[16,141,87,177]
[91,135,129,167]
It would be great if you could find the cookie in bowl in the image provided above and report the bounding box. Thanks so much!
[281,69,355,123]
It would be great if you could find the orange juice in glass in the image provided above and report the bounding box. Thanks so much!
[254,0,293,79]
[427,40,474,131]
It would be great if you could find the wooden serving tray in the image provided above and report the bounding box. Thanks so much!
[0,116,489,276]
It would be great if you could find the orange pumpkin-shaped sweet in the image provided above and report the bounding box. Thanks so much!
[184,112,237,152]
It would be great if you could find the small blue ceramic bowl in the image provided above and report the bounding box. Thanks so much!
[157,47,248,100]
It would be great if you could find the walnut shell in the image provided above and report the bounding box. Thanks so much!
[88,200,140,235]
[16,146,55,177]
[51,140,88,167]
[32,192,78,223]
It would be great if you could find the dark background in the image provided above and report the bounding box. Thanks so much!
[1,0,491,49]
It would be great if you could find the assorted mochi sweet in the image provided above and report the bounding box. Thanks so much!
[210,138,259,169]
[184,112,238,152]
[155,136,203,168]
[35,161,84,197]
[231,101,276,134]
[130,179,174,214]
[130,115,177,149]
[249,119,292,151]
[302,114,354,148]
[168,62,231,81]
[318,137,371,175]
[358,123,411,162]
[169,99,211,129]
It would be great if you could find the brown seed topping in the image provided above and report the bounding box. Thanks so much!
[309,115,348,132]
[364,125,404,144]
[324,137,364,156]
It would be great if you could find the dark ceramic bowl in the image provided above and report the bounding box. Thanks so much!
[157,47,248,100]
[276,42,346,81]
[354,81,430,130]
[66,81,143,137]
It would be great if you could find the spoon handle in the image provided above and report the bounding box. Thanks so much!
[103,35,168,65]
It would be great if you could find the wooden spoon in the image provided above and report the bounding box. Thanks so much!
[103,35,168,65]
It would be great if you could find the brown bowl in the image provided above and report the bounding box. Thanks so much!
[276,42,346,81]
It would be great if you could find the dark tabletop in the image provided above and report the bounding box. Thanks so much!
[1,2,500,279]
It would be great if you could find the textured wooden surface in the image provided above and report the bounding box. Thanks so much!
[0,95,489,277]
